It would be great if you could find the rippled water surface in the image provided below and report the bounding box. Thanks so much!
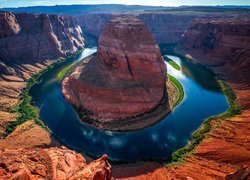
[30,48,228,161]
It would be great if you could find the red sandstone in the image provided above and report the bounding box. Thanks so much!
[0,147,112,179]
[62,17,169,131]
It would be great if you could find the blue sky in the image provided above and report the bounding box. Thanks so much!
[0,0,250,8]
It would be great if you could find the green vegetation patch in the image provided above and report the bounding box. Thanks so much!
[58,64,74,81]
[164,56,181,71]
[167,74,184,108]
[4,50,84,136]
[217,79,241,118]
[5,73,49,136]
[171,79,241,163]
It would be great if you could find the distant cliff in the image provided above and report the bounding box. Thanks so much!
[178,17,250,90]
[0,12,84,79]
[77,13,197,45]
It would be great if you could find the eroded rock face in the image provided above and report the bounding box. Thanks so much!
[0,12,84,78]
[112,17,250,180]
[0,147,112,179]
[178,17,250,84]
[63,17,168,131]
[0,12,85,136]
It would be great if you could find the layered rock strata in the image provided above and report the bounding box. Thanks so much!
[111,17,250,180]
[177,17,250,109]
[0,12,84,78]
[0,12,84,137]
[63,17,169,131]
[0,12,114,180]
[0,147,112,179]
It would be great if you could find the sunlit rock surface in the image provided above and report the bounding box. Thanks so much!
[0,147,112,179]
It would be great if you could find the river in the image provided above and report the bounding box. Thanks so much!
[30,47,228,162]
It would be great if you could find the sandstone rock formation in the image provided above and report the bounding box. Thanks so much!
[0,12,84,137]
[63,17,169,131]
[178,17,250,106]
[0,147,112,179]
[111,17,250,179]
[0,12,114,180]
[0,12,84,79]
[178,18,250,71]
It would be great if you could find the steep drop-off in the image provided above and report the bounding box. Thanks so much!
[178,17,250,87]
[1,10,250,180]
[112,17,250,179]
[63,17,169,131]
[0,12,84,79]
[0,11,84,139]
[77,13,197,45]
[0,12,114,179]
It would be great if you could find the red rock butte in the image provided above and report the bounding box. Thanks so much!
[62,17,169,131]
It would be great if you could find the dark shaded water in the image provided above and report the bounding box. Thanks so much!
[30,48,228,162]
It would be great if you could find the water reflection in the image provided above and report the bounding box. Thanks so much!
[30,48,228,162]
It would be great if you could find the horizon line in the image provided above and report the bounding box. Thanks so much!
[1,3,250,9]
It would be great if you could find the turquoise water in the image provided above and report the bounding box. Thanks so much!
[30,48,228,162]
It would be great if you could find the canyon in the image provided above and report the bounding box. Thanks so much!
[0,12,84,136]
[0,11,113,179]
[62,17,168,131]
[0,6,250,180]
[112,17,250,179]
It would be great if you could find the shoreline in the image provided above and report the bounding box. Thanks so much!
[2,44,242,168]
[160,45,240,163]
[61,54,184,132]
[74,95,171,132]
[3,50,84,136]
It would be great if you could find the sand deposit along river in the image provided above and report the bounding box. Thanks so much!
[30,47,228,161]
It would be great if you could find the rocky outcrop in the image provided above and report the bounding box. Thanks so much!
[77,13,197,45]
[0,12,84,136]
[63,17,169,131]
[0,147,112,179]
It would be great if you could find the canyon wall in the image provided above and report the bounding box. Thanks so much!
[77,13,197,45]
[0,12,84,78]
[178,17,250,96]
[0,12,114,179]
[111,17,250,180]
[0,12,84,136]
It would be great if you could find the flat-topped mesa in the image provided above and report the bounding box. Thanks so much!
[62,17,169,131]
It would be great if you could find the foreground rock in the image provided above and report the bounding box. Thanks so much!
[63,17,169,131]
[0,12,84,137]
[0,147,112,179]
